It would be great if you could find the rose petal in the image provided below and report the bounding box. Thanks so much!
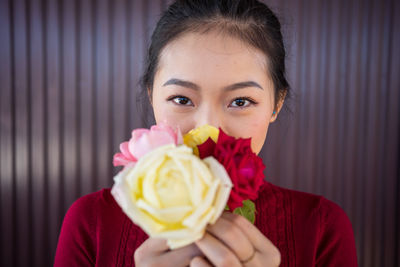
[113,153,132,166]
[111,167,167,234]
[120,141,136,161]
[131,128,150,141]
[203,157,233,223]
[183,179,219,228]
[197,137,216,159]
[136,199,192,223]
[131,131,176,159]
[167,231,204,249]
[111,142,232,250]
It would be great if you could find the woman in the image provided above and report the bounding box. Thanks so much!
[54,0,358,266]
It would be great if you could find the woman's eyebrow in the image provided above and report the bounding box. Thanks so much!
[163,78,200,90]
[162,78,264,91]
[224,81,264,91]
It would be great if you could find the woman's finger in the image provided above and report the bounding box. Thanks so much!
[190,256,213,267]
[195,232,242,267]
[134,237,169,262]
[222,212,274,250]
[135,238,203,267]
[221,212,281,265]
[206,216,254,262]
[158,243,203,267]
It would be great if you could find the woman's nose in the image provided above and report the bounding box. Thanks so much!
[194,106,221,130]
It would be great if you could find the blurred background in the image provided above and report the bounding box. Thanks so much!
[0,0,399,266]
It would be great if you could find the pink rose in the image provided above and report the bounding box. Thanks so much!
[113,122,183,167]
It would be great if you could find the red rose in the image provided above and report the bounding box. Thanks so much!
[197,129,265,211]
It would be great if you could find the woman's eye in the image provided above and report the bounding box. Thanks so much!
[229,97,255,108]
[168,95,193,106]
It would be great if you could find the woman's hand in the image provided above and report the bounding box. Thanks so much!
[134,212,280,267]
[134,238,203,267]
[191,212,281,267]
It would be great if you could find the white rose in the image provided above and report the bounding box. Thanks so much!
[111,144,232,249]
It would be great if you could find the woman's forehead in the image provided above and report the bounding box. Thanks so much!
[161,32,266,64]
[156,32,271,86]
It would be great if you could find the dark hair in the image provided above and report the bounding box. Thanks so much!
[139,0,289,125]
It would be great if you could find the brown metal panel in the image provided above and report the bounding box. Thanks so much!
[363,0,385,265]
[94,0,112,189]
[0,1,14,266]
[384,0,400,265]
[78,0,95,197]
[128,0,147,129]
[351,0,371,264]
[60,0,78,221]
[287,0,304,192]
[312,0,330,197]
[341,0,369,264]
[45,0,63,263]
[29,0,46,265]
[370,1,394,265]
[271,0,301,190]
[13,0,30,265]
[146,0,163,41]
[261,0,399,266]
[343,0,361,241]
[0,0,399,266]
[110,0,129,177]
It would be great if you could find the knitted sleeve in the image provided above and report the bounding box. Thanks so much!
[315,197,358,267]
[54,193,98,267]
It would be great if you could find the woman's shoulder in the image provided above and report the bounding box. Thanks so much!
[56,189,140,266]
[70,188,115,207]
[256,181,355,244]
[257,181,357,266]
[259,181,350,221]
[62,188,122,230]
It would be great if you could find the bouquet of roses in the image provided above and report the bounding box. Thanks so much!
[111,123,265,249]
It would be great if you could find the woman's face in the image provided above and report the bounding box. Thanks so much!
[151,31,283,154]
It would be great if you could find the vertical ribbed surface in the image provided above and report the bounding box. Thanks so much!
[0,0,398,266]
[262,0,400,266]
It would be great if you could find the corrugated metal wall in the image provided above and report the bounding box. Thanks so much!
[0,0,398,266]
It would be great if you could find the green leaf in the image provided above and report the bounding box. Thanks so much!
[233,200,256,224]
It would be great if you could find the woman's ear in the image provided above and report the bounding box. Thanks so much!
[270,90,287,123]
[147,87,153,106]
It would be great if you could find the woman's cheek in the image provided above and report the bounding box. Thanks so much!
[253,121,270,154]
[227,115,269,154]
[252,130,267,154]
[156,111,194,135]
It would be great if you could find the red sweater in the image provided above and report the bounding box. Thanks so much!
[54,181,358,266]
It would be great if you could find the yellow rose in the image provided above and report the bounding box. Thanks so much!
[183,125,219,156]
[111,144,232,249]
